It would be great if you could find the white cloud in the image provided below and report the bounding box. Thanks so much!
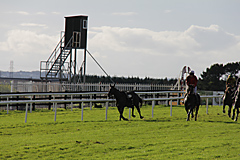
[0,30,58,70]
[16,11,29,15]
[52,12,61,15]
[164,9,172,13]
[185,25,238,51]
[112,12,137,16]
[87,25,240,78]
[36,12,46,15]
[20,23,48,28]
[0,25,239,77]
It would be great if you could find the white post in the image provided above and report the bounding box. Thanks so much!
[54,103,57,121]
[170,100,172,116]
[153,93,156,107]
[71,95,73,111]
[10,81,13,110]
[90,95,92,110]
[152,100,155,118]
[165,93,168,105]
[10,80,13,92]
[129,108,131,120]
[53,96,55,111]
[30,96,32,113]
[105,102,108,120]
[81,102,84,121]
[25,103,28,123]
[206,98,209,114]
[7,97,9,114]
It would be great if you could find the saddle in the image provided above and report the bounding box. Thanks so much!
[125,92,134,105]
[224,85,236,100]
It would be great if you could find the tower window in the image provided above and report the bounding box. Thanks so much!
[83,20,88,29]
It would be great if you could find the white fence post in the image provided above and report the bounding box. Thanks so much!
[105,102,108,120]
[71,95,73,111]
[7,97,9,114]
[129,108,131,120]
[219,97,221,106]
[25,103,28,123]
[30,96,32,113]
[54,103,57,121]
[90,95,92,110]
[206,98,209,114]
[152,100,155,118]
[81,102,84,121]
[170,100,172,116]
[52,96,54,111]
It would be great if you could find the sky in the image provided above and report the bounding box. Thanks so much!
[0,0,240,79]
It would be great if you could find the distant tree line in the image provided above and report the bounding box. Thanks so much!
[75,75,178,85]
[198,62,240,91]
[72,62,240,91]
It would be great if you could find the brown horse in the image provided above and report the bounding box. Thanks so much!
[223,84,235,117]
[232,85,240,121]
[108,84,144,121]
[184,85,200,121]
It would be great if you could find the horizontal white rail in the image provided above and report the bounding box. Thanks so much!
[0,95,222,105]
[0,91,222,123]
[0,90,185,97]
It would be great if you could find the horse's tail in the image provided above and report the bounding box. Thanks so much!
[139,97,143,107]
[131,91,143,107]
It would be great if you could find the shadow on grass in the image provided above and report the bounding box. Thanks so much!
[77,120,120,123]
[143,119,171,122]
[205,120,239,124]
[78,118,172,123]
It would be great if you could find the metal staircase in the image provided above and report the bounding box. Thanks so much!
[40,34,73,81]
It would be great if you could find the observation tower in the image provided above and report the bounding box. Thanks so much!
[40,15,88,83]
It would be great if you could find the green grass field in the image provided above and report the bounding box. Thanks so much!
[1,104,240,160]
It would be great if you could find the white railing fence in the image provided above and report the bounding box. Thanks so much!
[0,81,174,92]
[0,91,223,123]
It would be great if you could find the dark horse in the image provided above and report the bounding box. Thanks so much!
[222,84,235,117]
[232,85,240,121]
[184,85,201,121]
[108,84,144,121]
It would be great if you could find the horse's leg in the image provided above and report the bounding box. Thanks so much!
[223,103,226,113]
[131,106,136,118]
[187,108,192,121]
[117,106,122,121]
[235,107,239,121]
[135,104,144,119]
[232,108,235,120]
[186,111,191,121]
[195,106,199,121]
[228,105,232,118]
[185,104,190,121]
[185,105,188,114]
[117,106,127,121]
[120,106,128,121]
[191,108,194,118]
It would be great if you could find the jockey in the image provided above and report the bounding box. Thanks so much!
[226,75,237,98]
[185,70,199,105]
[226,74,236,88]
[186,70,198,94]
[236,76,240,87]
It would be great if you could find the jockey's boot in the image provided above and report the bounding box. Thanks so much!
[182,93,187,104]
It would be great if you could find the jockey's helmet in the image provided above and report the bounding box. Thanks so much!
[190,70,194,75]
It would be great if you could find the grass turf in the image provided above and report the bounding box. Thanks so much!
[0,104,240,159]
